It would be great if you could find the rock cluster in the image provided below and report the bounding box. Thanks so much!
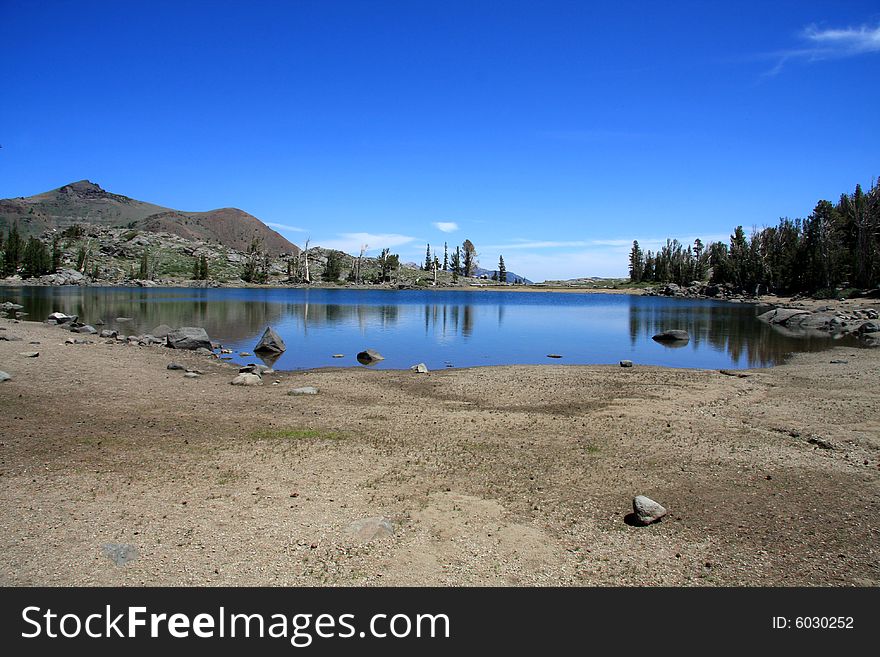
[757,306,880,346]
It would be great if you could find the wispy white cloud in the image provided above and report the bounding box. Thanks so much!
[765,21,880,75]
[432,221,459,233]
[317,232,417,254]
[804,23,880,54]
[266,222,308,233]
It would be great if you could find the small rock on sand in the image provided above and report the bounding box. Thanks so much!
[230,373,262,386]
[0,371,11,382]
[167,362,185,370]
[620,360,633,368]
[410,363,429,373]
[101,543,138,566]
[632,495,667,525]
[184,372,201,379]
[289,386,319,395]
[346,517,395,542]
[19,351,39,358]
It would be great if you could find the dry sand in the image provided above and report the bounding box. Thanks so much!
[1,317,878,586]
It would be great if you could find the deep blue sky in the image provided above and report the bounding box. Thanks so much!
[1,1,878,280]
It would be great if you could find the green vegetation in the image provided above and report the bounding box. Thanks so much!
[242,238,270,283]
[248,428,343,441]
[2,223,23,276]
[21,236,51,278]
[322,250,344,281]
[192,254,209,280]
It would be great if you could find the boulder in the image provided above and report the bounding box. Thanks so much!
[99,329,118,339]
[166,327,212,350]
[1,302,24,311]
[861,332,880,348]
[151,324,173,338]
[632,495,667,526]
[410,363,429,373]
[652,330,690,343]
[619,360,633,368]
[356,349,385,365]
[230,373,262,386]
[858,321,880,334]
[254,326,286,353]
[48,312,76,324]
[0,371,10,382]
[71,324,97,334]
[288,386,319,395]
[167,362,185,370]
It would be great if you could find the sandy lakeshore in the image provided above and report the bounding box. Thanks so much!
[1,317,878,586]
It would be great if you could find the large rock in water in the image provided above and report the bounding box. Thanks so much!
[357,349,385,365]
[166,327,212,350]
[652,330,690,343]
[632,495,668,525]
[254,326,286,353]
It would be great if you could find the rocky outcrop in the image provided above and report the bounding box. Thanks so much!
[757,305,880,345]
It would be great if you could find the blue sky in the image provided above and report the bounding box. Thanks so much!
[1,1,878,281]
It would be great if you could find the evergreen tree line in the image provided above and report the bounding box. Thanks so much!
[629,182,880,294]
[0,224,60,278]
[422,240,479,279]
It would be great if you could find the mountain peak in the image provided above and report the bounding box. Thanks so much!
[62,180,105,194]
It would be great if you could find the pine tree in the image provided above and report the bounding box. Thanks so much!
[498,255,507,282]
[21,237,50,278]
[462,240,476,278]
[451,246,462,278]
[138,250,149,279]
[424,244,432,271]
[443,242,448,270]
[199,255,209,280]
[628,241,644,283]
[51,235,61,272]
[3,223,23,276]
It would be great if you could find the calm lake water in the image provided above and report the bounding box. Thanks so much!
[3,287,859,370]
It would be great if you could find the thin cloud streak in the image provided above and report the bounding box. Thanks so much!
[764,21,880,76]
[432,221,459,233]
[266,222,308,233]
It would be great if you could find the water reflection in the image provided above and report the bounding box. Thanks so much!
[2,287,859,371]
[626,299,860,368]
